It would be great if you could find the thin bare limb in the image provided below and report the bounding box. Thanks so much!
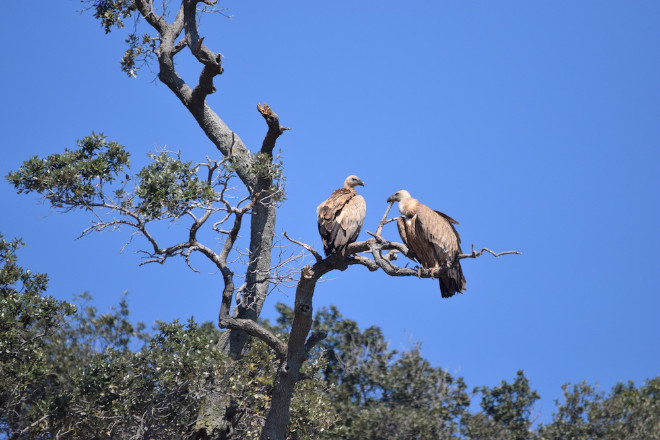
[374,201,395,237]
[77,218,139,239]
[282,232,323,263]
[183,248,202,273]
[267,239,307,293]
[460,244,522,259]
[211,193,285,359]
[366,231,410,254]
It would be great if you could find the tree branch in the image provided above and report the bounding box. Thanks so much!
[182,0,224,104]
[133,0,256,191]
[134,0,167,34]
[304,330,328,355]
[219,317,287,359]
[212,194,286,358]
[347,254,380,272]
[460,244,522,259]
[282,232,323,263]
[257,103,290,156]
[375,201,396,237]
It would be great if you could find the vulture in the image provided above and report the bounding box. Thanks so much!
[317,175,366,256]
[386,190,466,298]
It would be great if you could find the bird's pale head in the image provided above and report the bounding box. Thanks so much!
[386,189,411,203]
[344,175,365,189]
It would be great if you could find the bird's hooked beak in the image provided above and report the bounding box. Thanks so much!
[386,194,396,203]
[357,179,365,187]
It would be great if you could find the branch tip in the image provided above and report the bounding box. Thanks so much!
[283,232,323,262]
[459,244,522,260]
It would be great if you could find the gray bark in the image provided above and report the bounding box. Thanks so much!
[258,248,366,440]
[259,266,322,440]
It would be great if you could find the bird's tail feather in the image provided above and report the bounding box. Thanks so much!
[439,262,466,298]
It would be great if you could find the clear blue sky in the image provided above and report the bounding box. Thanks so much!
[1,0,659,423]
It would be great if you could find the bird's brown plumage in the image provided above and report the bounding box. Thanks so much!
[317,175,366,256]
[387,190,466,298]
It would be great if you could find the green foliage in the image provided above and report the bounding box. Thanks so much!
[0,235,49,298]
[7,135,235,223]
[537,382,599,440]
[462,370,540,440]
[79,318,219,437]
[334,345,469,440]
[247,150,287,203]
[121,33,155,77]
[287,354,339,439]
[0,234,76,437]
[1,282,222,438]
[85,0,152,76]
[6,133,130,209]
[2,242,658,439]
[89,0,136,34]
[0,236,336,439]
[538,379,660,440]
[217,338,337,440]
[136,151,216,219]
[271,303,471,439]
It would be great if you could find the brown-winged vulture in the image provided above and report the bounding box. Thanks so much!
[387,190,466,297]
[317,175,366,257]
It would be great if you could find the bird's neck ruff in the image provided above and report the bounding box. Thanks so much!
[341,185,357,195]
[398,197,418,217]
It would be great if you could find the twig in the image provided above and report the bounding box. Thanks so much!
[374,201,395,237]
[283,232,323,262]
[459,244,522,260]
[365,232,410,256]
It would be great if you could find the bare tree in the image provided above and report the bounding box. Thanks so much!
[8,2,519,439]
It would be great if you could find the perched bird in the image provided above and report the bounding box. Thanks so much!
[317,175,366,256]
[386,190,466,298]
